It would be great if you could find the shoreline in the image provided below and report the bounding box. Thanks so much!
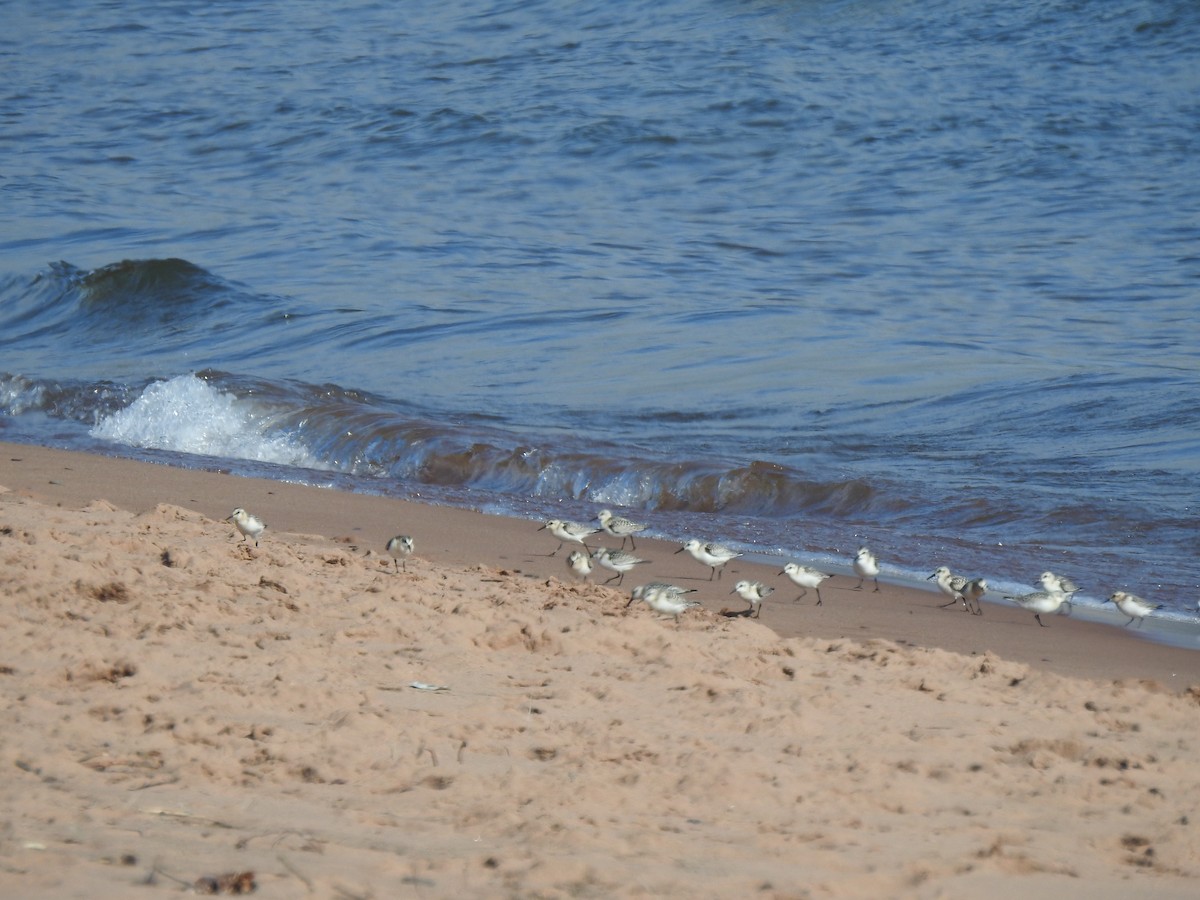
[2,440,1197,688]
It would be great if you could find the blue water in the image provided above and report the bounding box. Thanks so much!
[2,1,1198,627]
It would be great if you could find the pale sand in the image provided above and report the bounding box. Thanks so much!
[1,442,1198,898]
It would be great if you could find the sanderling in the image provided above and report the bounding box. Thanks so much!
[227,507,266,547]
[780,562,832,605]
[539,519,599,556]
[624,582,695,607]
[566,549,593,580]
[597,509,648,550]
[853,546,880,592]
[1039,571,1081,600]
[731,580,774,618]
[675,539,741,580]
[591,547,650,586]
[629,583,702,623]
[928,566,970,611]
[386,534,414,572]
[1004,589,1067,627]
[959,577,988,616]
[1106,590,1162,628]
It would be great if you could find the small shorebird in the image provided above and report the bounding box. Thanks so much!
[853,546,880,592]
[1106,590,1162,628]
[597,509,648,550]
[1004,589,1068,627]
[629,583,702,623]
[676,539,741,580]
[731,580,774,618]
[928,566,970,611]
[566,549,593,580]
[386,534,414,572]
[780,562,832,605]
[625,582,695,608]
[227,507,266,547]
[539,519,599,556]
[591,547,649,586]
[1039,571,1081,600]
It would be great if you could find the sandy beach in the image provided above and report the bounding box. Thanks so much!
[2,441,1198,898]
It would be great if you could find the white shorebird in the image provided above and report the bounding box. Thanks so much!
[1004,589,1068,627]
[1039,571,1081,600]
[625,582,695,607]
[227,507,266,547]
[539,519,599,556]
[959,577,988,616]
[385,534,414,572]
[928,566,970,612]
[853,546,880,592]
[780,562,832,605]
[591,547,649,586]
[1106,590,1162,628]
[566,549,593,580]
[597,509,648,550]
[628,583,702,623]
[675,539,742,580]
[731,580,774,618]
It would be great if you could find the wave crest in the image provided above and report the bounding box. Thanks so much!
[74,258,234,325]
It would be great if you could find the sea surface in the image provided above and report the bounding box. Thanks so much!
[2,1,1198,638]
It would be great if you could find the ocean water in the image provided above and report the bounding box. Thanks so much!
[2,1,1198,632]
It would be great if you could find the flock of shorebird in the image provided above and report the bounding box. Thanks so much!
[532,510,1164,628]
[225,505,1165,629]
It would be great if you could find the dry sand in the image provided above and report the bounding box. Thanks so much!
[1,442,1198,898]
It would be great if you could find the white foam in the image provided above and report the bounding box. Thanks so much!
[91,374,325,470]
[0,374,44,414]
